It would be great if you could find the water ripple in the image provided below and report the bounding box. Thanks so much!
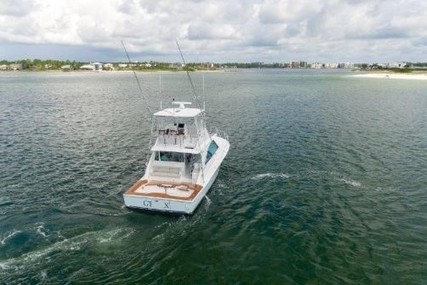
[1,71,427,284]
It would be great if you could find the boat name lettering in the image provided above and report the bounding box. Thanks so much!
[164,202,170,209]
[143,200,152,207]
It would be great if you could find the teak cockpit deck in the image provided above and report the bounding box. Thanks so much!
[126,179,202,201]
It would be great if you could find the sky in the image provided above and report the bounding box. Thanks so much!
[0,0,426,63]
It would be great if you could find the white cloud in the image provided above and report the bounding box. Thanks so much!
[0,0,38,17]
[258,0,323,23]
[0,0,426,62]
[188,23,237,40]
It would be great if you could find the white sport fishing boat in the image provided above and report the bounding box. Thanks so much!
[124,101,230,214]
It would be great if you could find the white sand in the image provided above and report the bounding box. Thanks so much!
[352,72,427,80]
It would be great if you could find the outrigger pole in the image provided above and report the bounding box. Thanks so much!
[175,40,203,110]
[175,40,209,182]
[120,40,152,115]
[121,41,154,167]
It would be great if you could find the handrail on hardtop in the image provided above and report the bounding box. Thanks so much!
[210,127,229,141]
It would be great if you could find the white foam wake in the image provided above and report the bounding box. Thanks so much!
[35,222,49,238]
[339,178,361,187]
[252,173,290,180]
[0,227,134,271]
[1,230,21,246]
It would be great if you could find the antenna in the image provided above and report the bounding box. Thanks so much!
[120,41,152,114]
[159,74,162,109]
[176,40,202,110]
[202,72,205,111]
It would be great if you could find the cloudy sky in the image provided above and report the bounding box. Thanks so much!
[1,0,426,63]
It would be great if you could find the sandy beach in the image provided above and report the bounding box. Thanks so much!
[352,72,427,80]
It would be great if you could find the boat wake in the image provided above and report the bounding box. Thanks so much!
[251,173,290,181]
[0,227,134,272]
[35,222,49,238]
[204,195,212,206]
[338,178,362,187]
[1,230,21,246]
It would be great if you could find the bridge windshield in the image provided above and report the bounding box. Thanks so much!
[155,151,184,162]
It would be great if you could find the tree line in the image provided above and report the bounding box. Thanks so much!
[0,59,84,70]
[2,58,427,71]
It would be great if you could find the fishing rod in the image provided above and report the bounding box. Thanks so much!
[175,40,203,110]
[176,41,212,183]
[121,41,154,168]
[121,41,152,114]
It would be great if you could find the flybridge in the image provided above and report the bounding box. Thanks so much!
[154,102,203,118]
[150,101,209,154]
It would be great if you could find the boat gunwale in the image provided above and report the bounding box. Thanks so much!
[125,179,202,201]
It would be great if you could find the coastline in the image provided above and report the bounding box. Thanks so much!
[0,69,225,73]
[351,72,427,80]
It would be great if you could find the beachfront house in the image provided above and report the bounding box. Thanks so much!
[104,63,114,71]
[80,64,95,71]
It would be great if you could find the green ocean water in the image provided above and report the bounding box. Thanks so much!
[1,70,426,284]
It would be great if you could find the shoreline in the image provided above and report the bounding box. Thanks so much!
[0,69,225,73]
[351,72,427,80]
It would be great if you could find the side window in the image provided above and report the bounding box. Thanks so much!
[206,141,218,163]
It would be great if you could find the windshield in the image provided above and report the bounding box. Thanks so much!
[155,151,184,162]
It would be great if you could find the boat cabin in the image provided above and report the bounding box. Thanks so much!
[147,102,212,184]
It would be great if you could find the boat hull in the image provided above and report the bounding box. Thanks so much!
[124,135,229,214]
[123,194,199,214]
[123,167,220,214]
